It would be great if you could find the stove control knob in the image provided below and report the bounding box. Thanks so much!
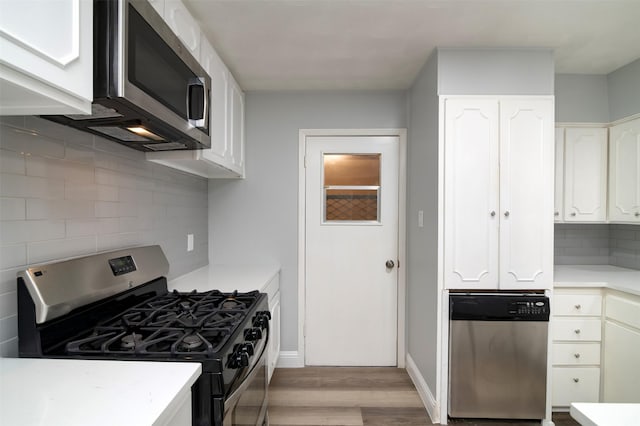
[258,310,272,320]
[253,314,269,330]
[244,327,262,341]
[228,351,250,369]
[239,342,254,356]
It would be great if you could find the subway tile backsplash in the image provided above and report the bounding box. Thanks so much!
[554,223,640,270]
[0,117,209,357]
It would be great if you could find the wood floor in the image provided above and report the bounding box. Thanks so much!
[267,367,580,426]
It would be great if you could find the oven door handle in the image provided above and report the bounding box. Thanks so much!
[223,328,269,414]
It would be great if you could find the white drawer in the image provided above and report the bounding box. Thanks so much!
[552,318,602,341]
[552,342,601,365]
[553,294,602,316]
[552,367,600,406]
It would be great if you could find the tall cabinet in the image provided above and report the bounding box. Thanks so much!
[443,97,554,290]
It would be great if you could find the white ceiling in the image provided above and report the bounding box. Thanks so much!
[184,0,640,91]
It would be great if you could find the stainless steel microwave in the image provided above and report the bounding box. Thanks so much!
[44,0,211,152]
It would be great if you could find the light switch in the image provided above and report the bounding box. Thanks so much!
[418,210,424,228]
[187,234,194,252]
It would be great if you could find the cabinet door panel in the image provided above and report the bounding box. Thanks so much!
[229,76,245,174]
[164,0,200,61]
[499,99,554,289]
[552,367,600,406]
[552,318,602,341]
[200,40,230,165]
[564,128,608,221]
[603,320,640,402]
[609,118,640,223]
[444,99,500,289]
[552,342,601,365]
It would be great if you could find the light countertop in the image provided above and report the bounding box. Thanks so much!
[571,402,640,426]
[554,265,640,296]
[168,264,280,298]
[0,358,201,426]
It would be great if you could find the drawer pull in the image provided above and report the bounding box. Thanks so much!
[574,353,581,359]
[574,329,581,334]
[575,304,581,310]
[573,378,580,383]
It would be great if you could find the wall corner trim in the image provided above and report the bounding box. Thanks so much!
[406,353,440,423]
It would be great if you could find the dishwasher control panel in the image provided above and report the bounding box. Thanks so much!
[450,294,550,321]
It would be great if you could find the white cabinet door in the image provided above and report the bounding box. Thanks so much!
[229,76,245,175]
[268,292,281,382]
[499,99,554,290]
[200,39,231,169]
[164,0,200,61]
[0,0,92,114]
[444,99,500,289]
[564,128,608,222]
[609,118,640,223]
[555,128,565,222]
[603,320,640,402]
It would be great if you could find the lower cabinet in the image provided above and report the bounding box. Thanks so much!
[268,291,281,382]
[551,288,602,408]
[603,292,640,402]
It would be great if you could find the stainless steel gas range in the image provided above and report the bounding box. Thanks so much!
[16,245,270,426]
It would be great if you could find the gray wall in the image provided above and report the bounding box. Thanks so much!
[406,53,440,392]
[208,91,407,352]
[0,117,208,357]
[609,224,640,270]
[437,48,554,95]
[608,58,640,122]
[555,74,610,123]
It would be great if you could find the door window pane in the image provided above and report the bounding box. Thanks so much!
[323,154,381,222]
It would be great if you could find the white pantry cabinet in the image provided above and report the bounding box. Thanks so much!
[0,0,92,115]
[603,291,640,402]
[563,127,608,222]
[608,117,640,223]
[443,97,554,290]
[555,128,565,222]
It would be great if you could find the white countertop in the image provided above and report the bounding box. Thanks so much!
[571,402,640,426]
[0,358,201,426]
[168,264,280,297]
[554,265,640,296]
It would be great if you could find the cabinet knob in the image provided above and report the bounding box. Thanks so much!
[573,378,580,383]
[554,212,559,217]
[574,329,581,334]
[504,211,510,217]
[574,353,581,359]
[571,212,577,217]
[575,304,581,310]
[490,211,496,217]
[635,212,640,217]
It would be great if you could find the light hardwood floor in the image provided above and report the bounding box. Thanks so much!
[267,367,579,426]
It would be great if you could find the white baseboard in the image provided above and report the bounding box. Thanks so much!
[406,354,440,424]
[276,351,304,368]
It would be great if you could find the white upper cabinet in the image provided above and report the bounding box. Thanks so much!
[163,0,201,61]
[444,97,554,290]
[0,0,92,115]
[146,4,245,179]
[555,128,565,222]
[608,118,640,223]
[563,128,608,222]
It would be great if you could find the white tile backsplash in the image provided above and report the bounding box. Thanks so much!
[0,117,209,356]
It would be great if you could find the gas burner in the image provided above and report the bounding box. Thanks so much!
[221,298,244,310]
[180,334,203,350]
[120,333,143,349]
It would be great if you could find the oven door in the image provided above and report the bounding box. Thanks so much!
[223,332,269,426]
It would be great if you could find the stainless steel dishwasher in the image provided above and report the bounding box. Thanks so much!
[448,293,550,420]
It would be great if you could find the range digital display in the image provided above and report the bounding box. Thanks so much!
[108,256,137,276]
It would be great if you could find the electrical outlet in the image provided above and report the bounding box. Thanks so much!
[187,234,194,252]
[418,210,424,228]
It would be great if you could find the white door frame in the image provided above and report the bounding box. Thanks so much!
[297,128,407,368]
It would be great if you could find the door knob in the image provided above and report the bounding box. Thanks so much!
[385,260,395,269]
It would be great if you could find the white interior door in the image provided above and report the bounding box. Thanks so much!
[305,135,399,366]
